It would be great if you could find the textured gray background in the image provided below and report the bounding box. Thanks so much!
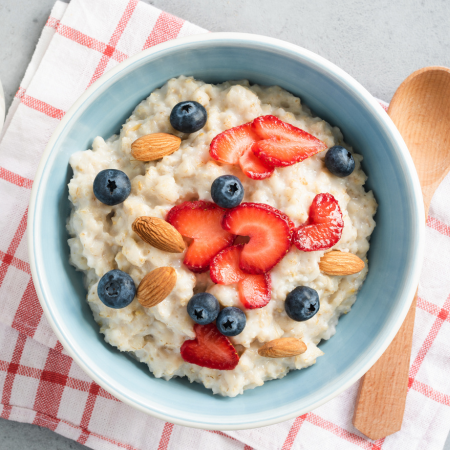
[0,0,450,448]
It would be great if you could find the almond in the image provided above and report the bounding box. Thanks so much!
[137,267,177,308]
[258,338,307,358]
[319,250,365,276]
[131,133,181,161]
[132,216,185,253]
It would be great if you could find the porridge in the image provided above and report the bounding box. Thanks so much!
[67,76,377,397]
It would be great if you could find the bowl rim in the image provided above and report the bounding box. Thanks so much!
[28,31,425,430]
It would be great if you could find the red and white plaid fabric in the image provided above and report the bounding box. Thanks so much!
[0,0,449,448]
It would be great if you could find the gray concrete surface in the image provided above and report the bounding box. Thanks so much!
[0,0,450,448]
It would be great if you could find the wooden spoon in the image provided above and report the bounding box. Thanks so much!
[353,66,450,440]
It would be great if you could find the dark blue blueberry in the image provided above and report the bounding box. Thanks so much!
[211,175,244,209]
[93,169,131,206]
[216,307,246,336]
[324,146,355,177]
[170,101,207,133]
[97,269,136,309]
[187,293,220,325]
[285,286,320,321]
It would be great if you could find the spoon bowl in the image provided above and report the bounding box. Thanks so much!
[389,67,450,212]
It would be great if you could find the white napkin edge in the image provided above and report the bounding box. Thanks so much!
[0,80,4,135]
[0,1,68,142]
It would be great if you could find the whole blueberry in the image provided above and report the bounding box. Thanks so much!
[97,269,136,309]
[170,101,207,133]
[285,286,320,321]
[324,146,355,177]
[187,293,220,325]
[216,307,246,336]
[93,169,131,206]
[211,175,244,209]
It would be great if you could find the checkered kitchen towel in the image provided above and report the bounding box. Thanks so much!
[1,0,450,448]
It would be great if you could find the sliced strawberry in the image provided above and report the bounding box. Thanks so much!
[239,274,271,309]
[253,203,295,234]
[222,203,291,274]
[180,323,239,370]
[252,115,327,167]
[239,145,274,180]
[209,123,274,180]
[210,245,271,309]
[210,122,258,165]
[210,244,244,285]
[166,201,234,273]
[293,193,344,252]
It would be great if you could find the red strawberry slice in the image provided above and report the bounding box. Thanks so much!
[210,122,258,165]
[222,203,292,274]
[239,275,271,309]
[210,244,244,284]
[180,323,239,370]
[166,201,234,273]
[209,123,274,180]
[252,115,327,167]
[253,203,295,233]
[239,145,274,180]
[210,245,271,309]
[293,193,344,252]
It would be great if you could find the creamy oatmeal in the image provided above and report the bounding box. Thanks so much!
[67,76,377,397]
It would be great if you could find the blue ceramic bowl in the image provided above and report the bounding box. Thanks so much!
[28,33,424,430]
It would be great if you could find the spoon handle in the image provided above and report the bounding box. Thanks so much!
[352,296,416,439]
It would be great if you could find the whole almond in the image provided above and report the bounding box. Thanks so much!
[137,267,177,308]
[131,133,181,161]
[258,338,307,358]
[319,251,365,276]
[132,217,185,253]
